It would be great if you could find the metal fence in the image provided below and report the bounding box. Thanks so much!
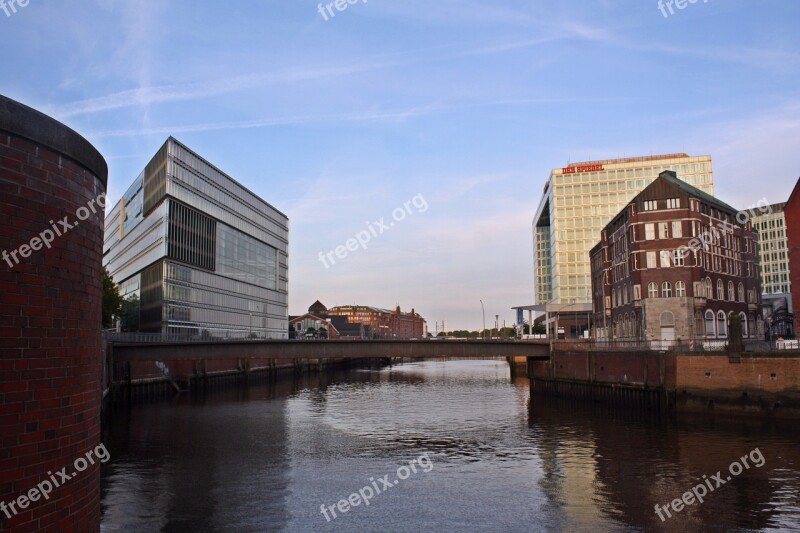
[552,338,795,353]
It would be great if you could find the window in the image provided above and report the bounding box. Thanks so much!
[740,312,749,338]
[738,283,745,303]
[647,252,656,269]
[659,223,669,239]
[705,310,716,338]
[728,281,735,302]
[673,250,685,267]
[648,282,658,298]
[645,224,655,240]
[676,281,686,297]
[662,282,672,298]
[717,311,727,338]
[717,280,724,300]
[660,250,671,268]
[644,200,658,211]
[666,198,680,209]
[672,221,682,238]
[705,277,713,299]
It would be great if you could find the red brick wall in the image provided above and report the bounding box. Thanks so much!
[0,126,106,530]
[675,354,800,392]
[786,178,800,335]
[532,348,800,395]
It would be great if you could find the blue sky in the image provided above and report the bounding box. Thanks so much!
[2,0,799,330]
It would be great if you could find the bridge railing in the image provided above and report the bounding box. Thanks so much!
[104,332,274,344]
[553,338,794,353]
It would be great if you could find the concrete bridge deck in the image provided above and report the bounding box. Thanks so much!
[109,339,551,362]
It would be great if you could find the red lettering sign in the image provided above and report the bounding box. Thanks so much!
[562,164,605,174]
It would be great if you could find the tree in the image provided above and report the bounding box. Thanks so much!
[120,294,140,332]
[101,267,122,329]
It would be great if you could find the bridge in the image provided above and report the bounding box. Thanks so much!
[106,339,551,393]
[110,338,551,361]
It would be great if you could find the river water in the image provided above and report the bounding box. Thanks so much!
[100,360,800,532]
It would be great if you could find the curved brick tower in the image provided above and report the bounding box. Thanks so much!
[0,95,108,531]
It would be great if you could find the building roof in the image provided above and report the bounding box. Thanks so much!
[308,300,328,315]
[657,170,738,214]
[558,153,695,170]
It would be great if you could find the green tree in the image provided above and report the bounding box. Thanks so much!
[101,267,122,329]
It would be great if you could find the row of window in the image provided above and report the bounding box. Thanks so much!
[609,310,752,340]
[610,279,752,308]
[643,198,680,211]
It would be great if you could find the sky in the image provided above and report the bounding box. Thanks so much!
[2,0,799,330]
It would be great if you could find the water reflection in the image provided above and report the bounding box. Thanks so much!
[101,360,800,532]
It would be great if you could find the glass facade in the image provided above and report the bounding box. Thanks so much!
[533,154,714,305]
[103,138,289,339]
[216,223,278,290]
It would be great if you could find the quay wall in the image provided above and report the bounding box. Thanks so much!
[530,348,800,417]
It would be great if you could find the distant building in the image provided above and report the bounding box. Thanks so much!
[530,153,714,335]
[786,178,800,336]
[752,202,791,295]
[291,302,371,339]
[289,313,339,339]
[590,171,761,342]
[103,137,289,338]
[327,305,426,339]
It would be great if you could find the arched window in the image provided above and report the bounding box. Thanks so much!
[739,312,748,338]
[728,281,735,301]
[705,310,716,338]
[648,282,658,299]
[738,283,745,303]
[705,277,713,299]
[612,289,617,307]
[662,282,672,298]
[676,281,686,297]
[717,280,724,300]
[717,311,727,338]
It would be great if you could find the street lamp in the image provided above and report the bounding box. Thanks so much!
[480,300,486,340]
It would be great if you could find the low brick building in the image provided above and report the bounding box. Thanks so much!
[327,304,426,339]
[590,171,762,343]
[786,178,800,336]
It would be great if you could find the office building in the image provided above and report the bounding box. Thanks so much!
[526,153,714,336]
[103,137,289,338]
[752,202,794,338]
[535,154,714,306]
[590,171,761,342]
[753,202,791,295]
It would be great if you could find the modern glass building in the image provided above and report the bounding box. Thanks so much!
[103,138,289,339]
[533,154,714,307]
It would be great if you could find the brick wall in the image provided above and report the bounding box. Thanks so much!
[786,178,800,335]
[675,354,800,392]
[0,97,107,532]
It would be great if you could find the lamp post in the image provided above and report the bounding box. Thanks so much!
[480,300,486,340]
